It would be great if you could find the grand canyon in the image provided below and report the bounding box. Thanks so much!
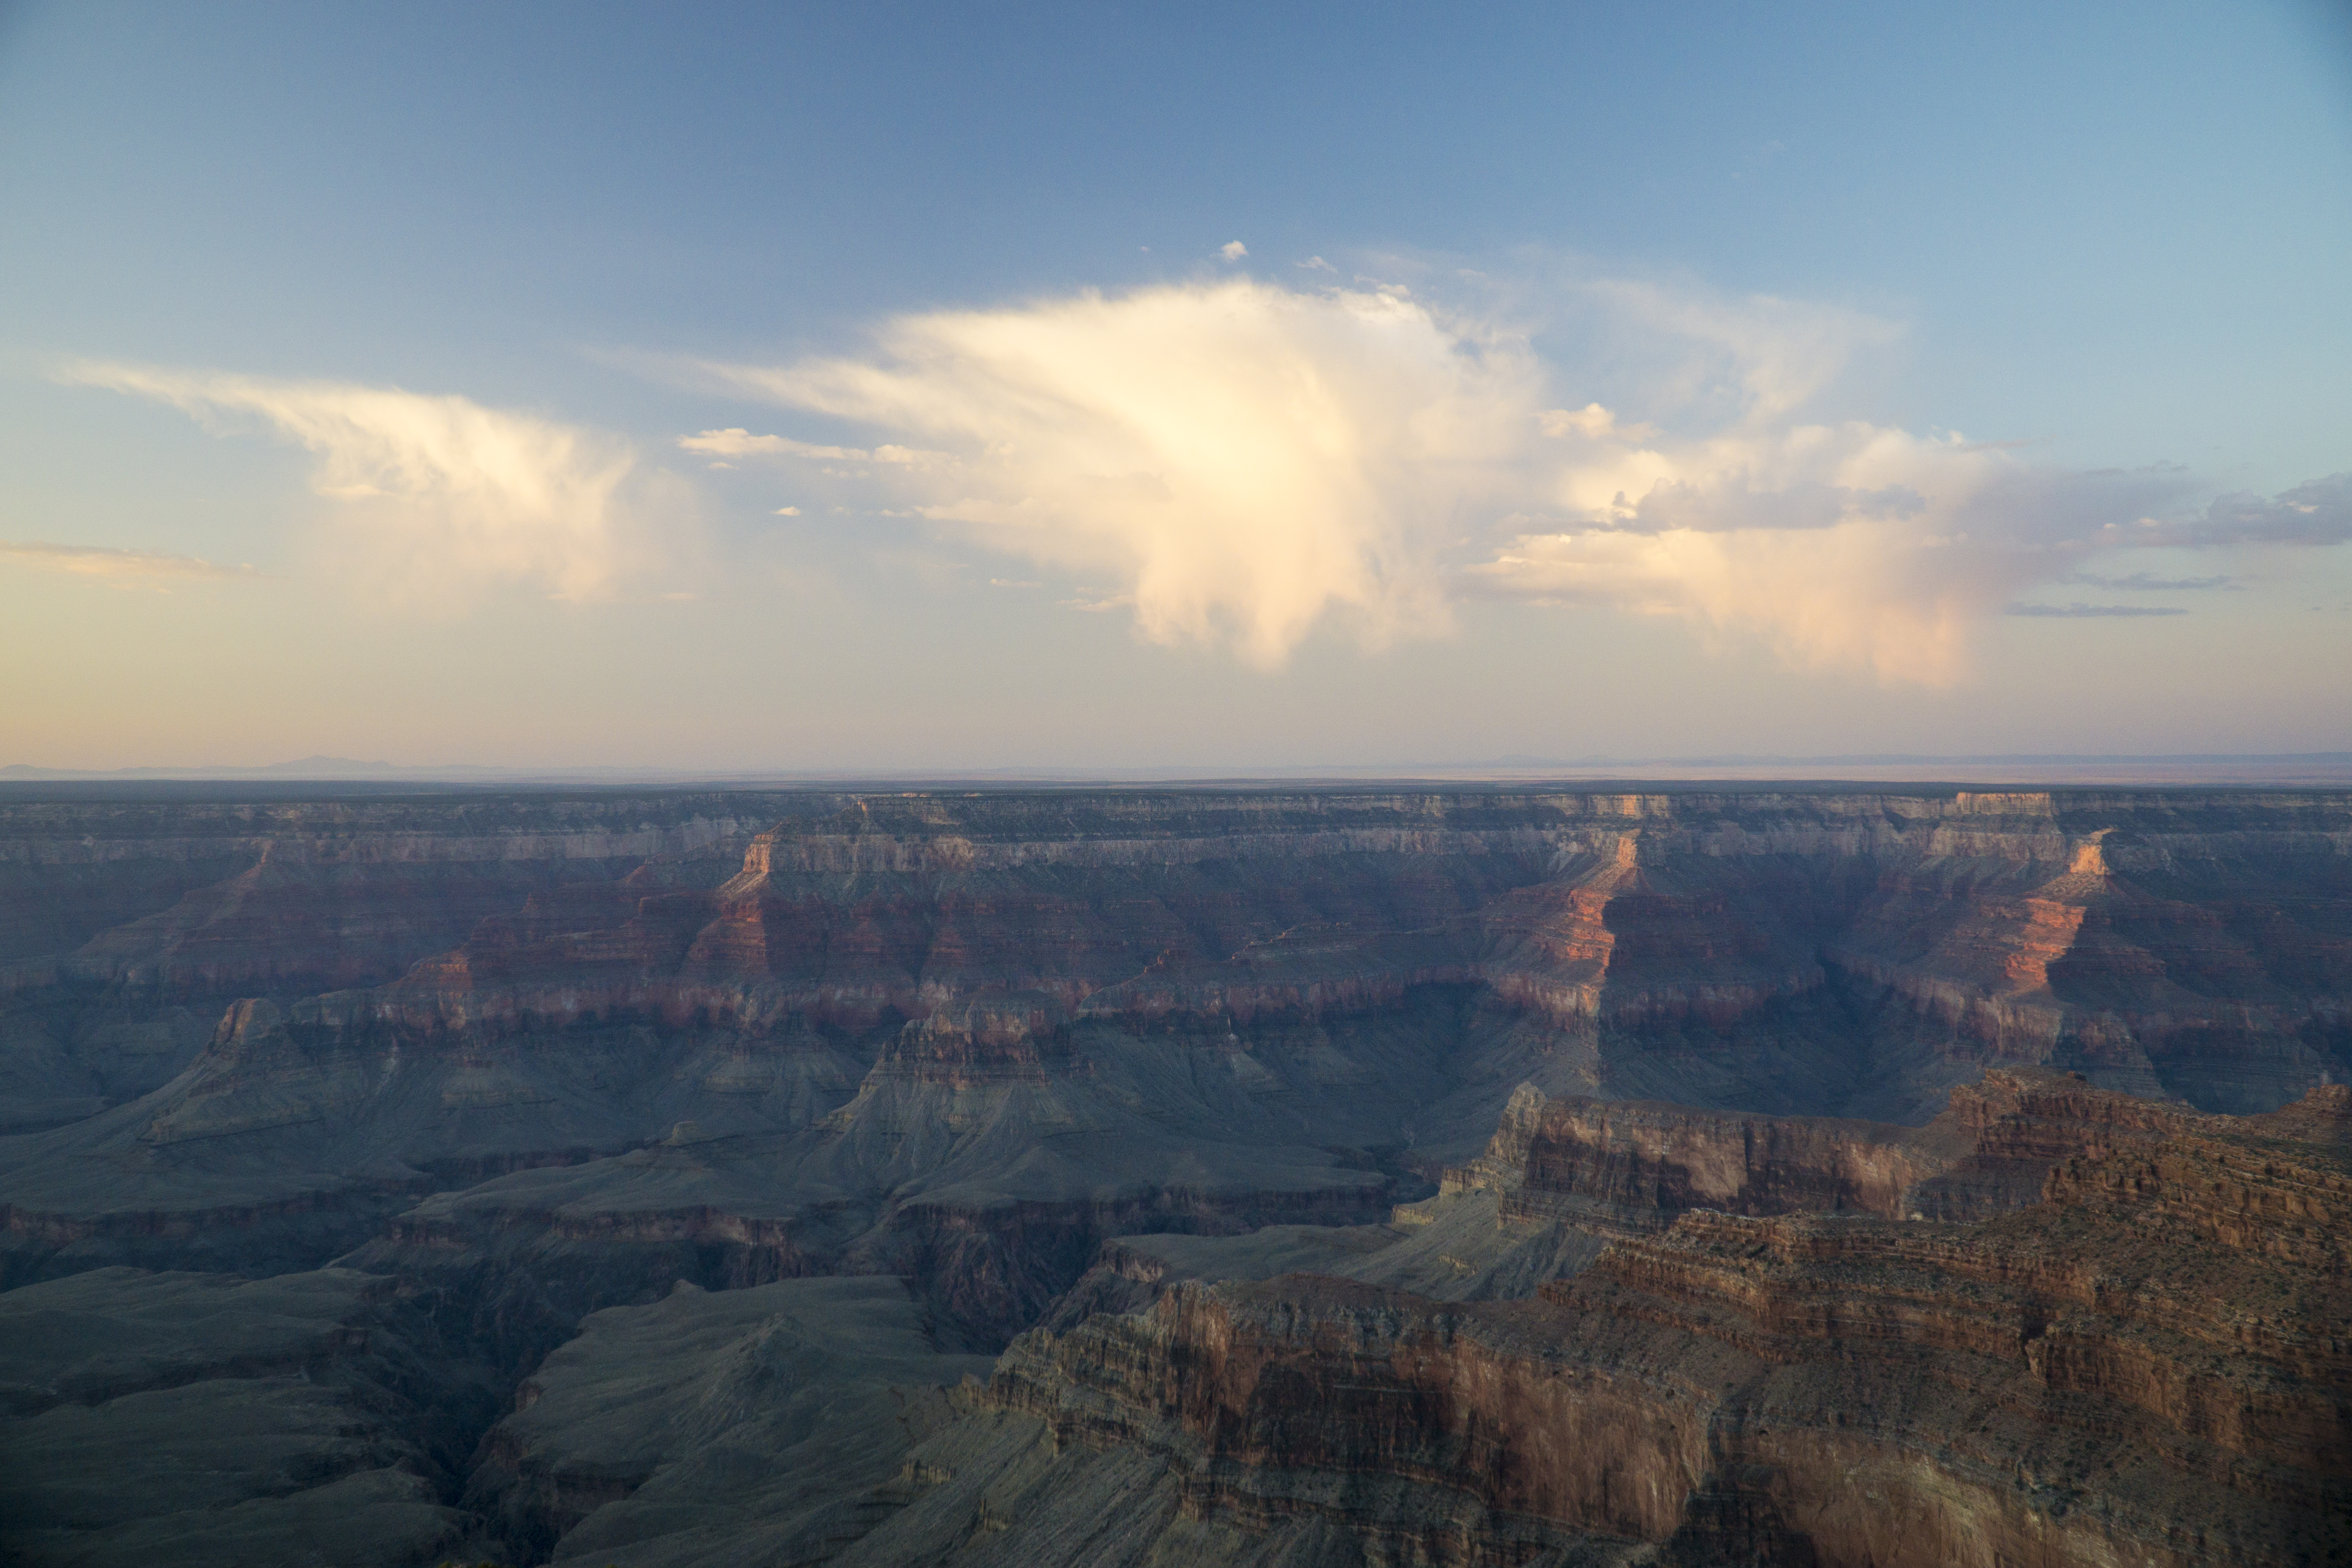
[1,783,2346,1566]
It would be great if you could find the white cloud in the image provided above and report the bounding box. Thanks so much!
[0,540,257,586]
[62,362,637,603]
[773,505,802,516]
[678,428,937,464]
[704,280,1538,666]
[1221,241,1248,261]
[681,428,862,460]
[1472,426,2206,684]
[688,277,2349,684]
[1539,403,1660,443]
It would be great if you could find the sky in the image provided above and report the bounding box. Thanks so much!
[3,0,2349,772]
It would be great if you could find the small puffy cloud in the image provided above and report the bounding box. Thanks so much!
[1539,403,1660,443]
[773,505,802,516]
[62,362,637,603]
[1298,256,1336,273]
[2005,602,2190,618]
[0,540,256,586]
[1220,241,1248,261]
[678,428,937,464]
[681,428,863,460]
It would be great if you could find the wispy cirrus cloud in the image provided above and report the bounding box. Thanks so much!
[678,427,937,464]
[60,362,643,604]
[2060,570,2236,591]
[0,540,258,586]
[2005,602,2191,618]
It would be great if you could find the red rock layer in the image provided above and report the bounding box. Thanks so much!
[1440,1066,2251,1235]
[331,794,2348,1114]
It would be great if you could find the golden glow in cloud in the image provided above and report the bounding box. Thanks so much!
[707,280,1538,667]
[63,363,638,603]
[1485,422,2167,686]
[701,277,2314,684]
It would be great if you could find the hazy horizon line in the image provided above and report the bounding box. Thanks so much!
[9,751,2352,788]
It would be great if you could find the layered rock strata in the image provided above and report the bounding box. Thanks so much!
[1043,1067,2296,1331]
[1447,1063,2246,1232]
[2,784,2349,1564]
[910,1100,2351,1567]
[6,787,2345,1293]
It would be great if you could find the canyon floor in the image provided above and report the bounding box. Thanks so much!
[0,783,2346,1566]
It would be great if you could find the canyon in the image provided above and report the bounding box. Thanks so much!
[0,782,2345,1565]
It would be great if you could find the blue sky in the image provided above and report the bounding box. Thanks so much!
[4,1,2348,769]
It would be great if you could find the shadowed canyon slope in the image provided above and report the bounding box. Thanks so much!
[0,784,2347,1565]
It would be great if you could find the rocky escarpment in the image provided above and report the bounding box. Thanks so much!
[1039,1067,2264,1329]
[347,789,2352,1124]
[5,787,2347,1169]
[0,789,810,1134]
[1448,1063,2241,1233]
[910,1096,2350,1568]
[7,782,2344,1336]
[17,786,2339,1118]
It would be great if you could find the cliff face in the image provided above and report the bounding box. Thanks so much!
[9,788,2349,1123]
[4,785,2346,1326]
[1030,1066,2250,1338]
[1447,1065,2234,1236]
[948,1093,2351,1568]
[1451,1083,1941,1233]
